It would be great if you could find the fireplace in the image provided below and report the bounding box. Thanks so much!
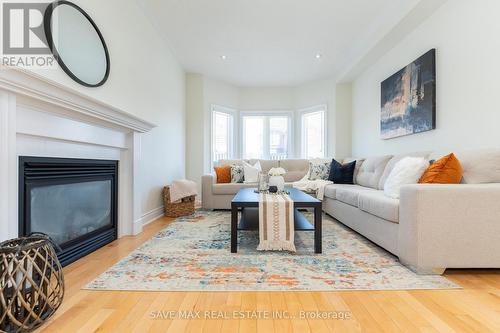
[19,157,118,266]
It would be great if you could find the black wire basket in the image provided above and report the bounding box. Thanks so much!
[0,233,64,333]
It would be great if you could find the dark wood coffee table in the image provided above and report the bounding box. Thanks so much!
[231,188,322,253]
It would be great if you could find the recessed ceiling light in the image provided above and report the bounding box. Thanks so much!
[220,55,227,60]
[315,53,322,59]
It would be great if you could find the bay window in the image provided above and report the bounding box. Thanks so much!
[211,105,235,165]
[300,106,326,159]
[241,112,291,160]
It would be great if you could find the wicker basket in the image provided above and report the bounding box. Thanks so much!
[163,186,195,218]
[0,234,64,333]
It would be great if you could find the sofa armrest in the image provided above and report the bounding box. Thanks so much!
[399,183,500,273]
[202,174,216,209]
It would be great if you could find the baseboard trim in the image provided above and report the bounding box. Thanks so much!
[141,206,166,226]
[132,206,165,235]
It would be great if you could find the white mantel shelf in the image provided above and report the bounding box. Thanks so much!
[0,66,156,242]
[0,67,156,133]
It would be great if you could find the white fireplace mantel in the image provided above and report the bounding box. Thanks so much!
[0,67,157,241]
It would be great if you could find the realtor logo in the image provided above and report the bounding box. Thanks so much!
[2,2,50,54]
[1,1,55,68]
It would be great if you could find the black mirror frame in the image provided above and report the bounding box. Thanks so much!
[44,1,110,87]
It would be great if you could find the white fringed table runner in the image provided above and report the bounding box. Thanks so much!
[257,193,296,252]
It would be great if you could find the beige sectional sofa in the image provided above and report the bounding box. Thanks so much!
[202,151,500,274]
[202,159,310,210]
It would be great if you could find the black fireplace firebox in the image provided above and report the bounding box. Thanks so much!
[19,157,118,267]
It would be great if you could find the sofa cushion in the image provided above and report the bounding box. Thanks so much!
[449,150,500,184]
[212,182,294,195]
[212,183,256,195]
[256,160,279,174]
[323,184,360,200]
[219,159,248,166]
[358,191,399,223]
[283,171,307,182]
[356,155,392,189]
[279,159,309,182]
[378,151,431,189]
[324,185,337,199]
[335,185,376,207]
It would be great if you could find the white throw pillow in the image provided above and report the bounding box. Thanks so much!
[384,157,429,199]
[243,161,262,183]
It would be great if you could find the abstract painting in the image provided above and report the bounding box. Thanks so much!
[381,49,436,139]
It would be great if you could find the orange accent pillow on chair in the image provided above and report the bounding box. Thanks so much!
[419,153,463,184]
[214,165,232,183]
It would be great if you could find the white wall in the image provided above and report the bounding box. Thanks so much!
[185,74,205,196]
[203,77,240,170]
[294,79,337,158]
[30,0,186,220]
[185,74,239,195]
[239,87,295,111]
[351,0,500,157]
[334,83,352,159]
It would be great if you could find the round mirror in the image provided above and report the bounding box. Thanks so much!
[44,1,110,87]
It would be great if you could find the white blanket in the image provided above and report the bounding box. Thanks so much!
[169,179,198,202]
[292,178,333,200]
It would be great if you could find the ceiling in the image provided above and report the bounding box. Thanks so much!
[139,0,421,87]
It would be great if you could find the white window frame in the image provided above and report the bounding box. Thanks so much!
[299,105,327,159]
[210,105,236,167]
[240,111,293,160]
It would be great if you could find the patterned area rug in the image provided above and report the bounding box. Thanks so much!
[86,211,459,291]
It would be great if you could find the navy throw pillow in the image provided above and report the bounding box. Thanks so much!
[328,159,356,184]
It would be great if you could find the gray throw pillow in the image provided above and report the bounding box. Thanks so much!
[231,165,244,183]
[308,161,331,180]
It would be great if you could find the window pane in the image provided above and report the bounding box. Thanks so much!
[212,111,233,162]
[303,111,325,158]
[243,116,264,159]
[269,117,288,159]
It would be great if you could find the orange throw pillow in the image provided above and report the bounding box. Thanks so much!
[419,153,463,184]
[214,165,231,183]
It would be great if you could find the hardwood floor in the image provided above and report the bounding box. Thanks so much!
[36,217,500,333]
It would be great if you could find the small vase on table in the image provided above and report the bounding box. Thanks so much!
[268,167,287,192]
[268,176,285,192]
